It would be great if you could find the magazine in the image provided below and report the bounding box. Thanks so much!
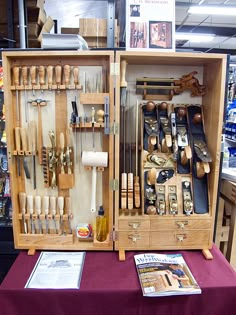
[134,253,201,297]
[25,251,85,289]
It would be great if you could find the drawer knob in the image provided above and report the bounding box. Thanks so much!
[128,234,141,242]
[175,221,188,229]
[176,234,187,241]
[128,222,140,230]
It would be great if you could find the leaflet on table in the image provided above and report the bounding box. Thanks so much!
[25,251,86,289]
[134,253,201,297]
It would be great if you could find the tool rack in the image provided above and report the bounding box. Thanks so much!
[3,50,227,260]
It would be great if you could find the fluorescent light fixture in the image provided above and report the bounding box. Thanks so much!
[175,33,215,43]
[188,5,236,16]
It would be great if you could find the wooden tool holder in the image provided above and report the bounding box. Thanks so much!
[114,52,227,261]
[3,50,227,260]
[3,51,115,254]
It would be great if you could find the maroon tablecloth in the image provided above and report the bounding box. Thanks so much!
[1,244,236,315]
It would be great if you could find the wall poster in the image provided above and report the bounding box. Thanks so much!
[126,0,175,51]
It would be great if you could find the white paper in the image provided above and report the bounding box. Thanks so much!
[25,251,85,289]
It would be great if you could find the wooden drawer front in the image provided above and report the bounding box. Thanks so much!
[150,218,211,230]
[150,230,210,247]
[221,180,236,203]
[118,219,150,231]
[118,231,150,248]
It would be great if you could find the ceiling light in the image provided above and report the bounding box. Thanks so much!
[175,33,215,43]
[188,5,236,16]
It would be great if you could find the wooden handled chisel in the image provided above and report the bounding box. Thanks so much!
[19,192,27,234]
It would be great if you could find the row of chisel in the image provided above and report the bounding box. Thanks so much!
[12,65,81,92]
[19,193,72,235]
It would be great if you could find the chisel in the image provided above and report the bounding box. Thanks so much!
[14,127,21,176]
[55,65,62,93]
[27,195,35,234]
[120,59,128,209]
[38,65,45,94]
[58,196,64,234]
[29,121,37,189]
[12,65,20,121]
[19,192,27,234]
[73,66,79,89]
[47,65,53,90]
[43,196,49,234]
[63,64,71,89]
[65,196,72,234]
[50,196,57,234]
[35,195,42,234]
[30,65,37,96]
[21,65,29,122]
[19,127,31,179]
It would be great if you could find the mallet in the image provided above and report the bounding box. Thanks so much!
[82,151,108,213]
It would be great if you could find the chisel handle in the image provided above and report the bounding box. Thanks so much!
[19,192,26,214]
[30,66,37,85]
[35,195,41,215]
[65,196,71,215]
[13,65,20,86]
[14,127,21,151]
[27,195,34,215]
[22,66,28,86]
[127,172,134,210]
[38,66,45,86]
[120,60,127,87]
[49,196,56,216]
[134,176,141,208]
[58,196,64,216]
[121,173,127,209]
[55,65,62,87]
[73,66,79,85]
[43,196,49,215]
[63,64,70,88]
[20,127,28,152]
[47,65,53,89]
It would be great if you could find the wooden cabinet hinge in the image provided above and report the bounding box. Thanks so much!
[110,62,119,76]
[109,179,119,191]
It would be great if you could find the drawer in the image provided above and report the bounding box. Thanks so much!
[118,219,150,231]
[150,218,211,230]
[150,230,210,248]
[117,231,150,248]
[221,179,236,203]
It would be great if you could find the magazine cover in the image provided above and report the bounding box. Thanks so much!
[134,253,201,297]
[126,0,175,51]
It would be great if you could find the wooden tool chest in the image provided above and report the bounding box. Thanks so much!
[2,50,227,259]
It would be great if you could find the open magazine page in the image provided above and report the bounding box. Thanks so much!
[134,253,201,297]
[25,251,86,289]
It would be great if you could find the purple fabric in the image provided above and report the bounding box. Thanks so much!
[1,244,236,315]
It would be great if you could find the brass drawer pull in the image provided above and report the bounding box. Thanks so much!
[128,222,140,230]
[176,234,187,241]
[128,234,141,242]
[175,221,188,229]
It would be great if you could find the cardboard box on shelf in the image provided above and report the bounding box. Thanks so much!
[37,16,54,42]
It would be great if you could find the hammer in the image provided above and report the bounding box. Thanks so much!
[82,151,108,213]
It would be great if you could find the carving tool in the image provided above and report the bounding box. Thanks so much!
[21,65,29,122]
[14,127,21,176]
[63,64,70,89]
[47,65,53,90]
[43,196,49,233]
[28,121,37,189]
[30,65,37,96]
[82,151,108,213]
[134,100,141,208]
[50,196,57,233]
[73,66,79,88]
[91,107,95,150]
[120,59,128,210]
[38,65,45,94]
[27,195,35,234]
[65,196,72,234]
[35,195,42,233]
[19,192,27,234]
[66,127,73,174]
[12,65,20,121]
[58,196,64,234]
[55,64,62,93]
[19,127,31,179]
[127,93,133,211]
[30,99,47,165]
[59,132,65,174]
